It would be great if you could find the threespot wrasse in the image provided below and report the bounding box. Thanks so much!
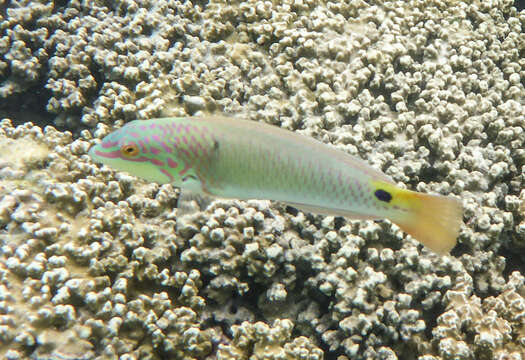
[88,116,463,254]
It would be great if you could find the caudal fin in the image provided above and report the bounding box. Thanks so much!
[392,191,463,254]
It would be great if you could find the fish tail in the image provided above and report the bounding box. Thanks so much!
[372,181,463,254]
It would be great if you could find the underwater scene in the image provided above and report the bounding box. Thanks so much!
[0,0,524,359]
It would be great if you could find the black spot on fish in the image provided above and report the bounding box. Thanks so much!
[213,139,219,150]
[374,189,392,202]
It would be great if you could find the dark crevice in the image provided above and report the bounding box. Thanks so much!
[319,342,342,360]
[0,1,8,18]
[88,61,105,97]
[198,268,214,290]
[417,164,442,183]
[51,0,69,13]
[423,302,445,339]
[500,247,525,279]
[200,280,268,333]
[0,84,56,128]
[191,0,209,11]
[364,71,396,114]
[285,205,299,216]
[450,238,470,257]
[333,216,345,231]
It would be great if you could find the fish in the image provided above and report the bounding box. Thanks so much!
[88,116,463,254]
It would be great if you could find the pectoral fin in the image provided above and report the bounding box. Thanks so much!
[177,188,215,217]
[175,174,215,215]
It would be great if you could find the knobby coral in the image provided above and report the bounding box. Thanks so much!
[0,0,524,359]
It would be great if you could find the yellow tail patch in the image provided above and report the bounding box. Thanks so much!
[372,181,463,254]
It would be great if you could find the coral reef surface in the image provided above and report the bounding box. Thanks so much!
[0,0,524,359]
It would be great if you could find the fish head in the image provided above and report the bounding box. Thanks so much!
[88,119,198,185]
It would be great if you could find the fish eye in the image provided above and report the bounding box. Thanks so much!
[120,144,140,158]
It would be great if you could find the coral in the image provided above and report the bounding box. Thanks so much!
[0,0,52,98]
[171,0,525,357]
[1,0,524,359]
[217,319,323,359]
[433,271,525,359]
[0,120,213,359]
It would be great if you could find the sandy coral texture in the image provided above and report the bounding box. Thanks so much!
[0,0,524,359]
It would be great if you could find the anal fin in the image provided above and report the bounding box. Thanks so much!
[285,201,378,220]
